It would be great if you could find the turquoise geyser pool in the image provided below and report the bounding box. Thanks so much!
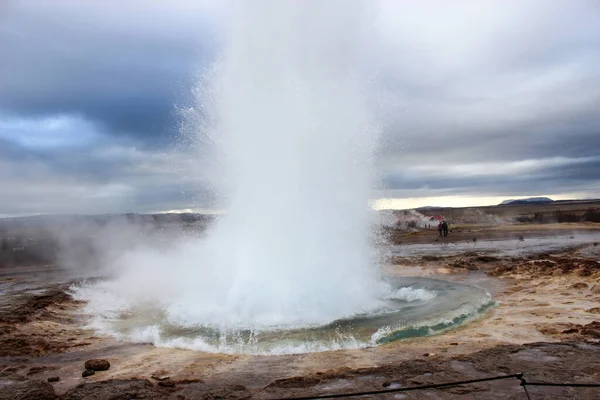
[73,276,494,355]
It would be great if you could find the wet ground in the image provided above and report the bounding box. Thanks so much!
[1,224,600,399]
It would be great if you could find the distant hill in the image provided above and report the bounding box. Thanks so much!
[499,197,554,206]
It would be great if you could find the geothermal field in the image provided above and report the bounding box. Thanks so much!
[2,2,600,400]
[2,216,600,399]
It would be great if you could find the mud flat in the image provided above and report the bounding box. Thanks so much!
[387,221,600,245]
[1,230,600,399]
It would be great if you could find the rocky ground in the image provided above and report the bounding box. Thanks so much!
[1,225,600,399]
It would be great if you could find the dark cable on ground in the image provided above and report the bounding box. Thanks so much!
[518,374,532,400]
[267,374,521,400]
[264,372,600,400]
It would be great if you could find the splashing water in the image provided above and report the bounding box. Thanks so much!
[81,0,382,327]
[73,1,494,353]
[184,0,385,328]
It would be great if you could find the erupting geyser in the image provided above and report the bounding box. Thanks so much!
[190,0,383,327]
[74,1,493,354]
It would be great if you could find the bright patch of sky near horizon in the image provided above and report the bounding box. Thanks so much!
[1,0,600,216]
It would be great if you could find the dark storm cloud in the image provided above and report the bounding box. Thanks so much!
[0,1,220,145]
[387,116,600,166]
[0,1,223,215]
[383,155,600,199]
[372,0,600,203]
[2,0,600,216]
[0,135,213,216]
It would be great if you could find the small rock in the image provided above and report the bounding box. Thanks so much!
[82,369,95,378]
[422,353,432,357]
[173,378,203,385]
[518,236,525,241]
[472,237,477,242]
[151,370,170,381]
[84,359,110,371]
[570,236,575,239]
[570,282,589,290]
[47,377,60,383]
[593,242,598,247]
[562,328,579,334]
[158,380,175,387]
[475,256,499,263]
[450,342,459,346]
[587,308,600,314]
[591,285,600,294]
[382,381,391,387]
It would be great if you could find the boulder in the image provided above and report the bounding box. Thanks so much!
[84,359,110,371]
[81,369,95,378]
[150,370,170,381]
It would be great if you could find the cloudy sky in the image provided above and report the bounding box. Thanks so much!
[1,0,599,216]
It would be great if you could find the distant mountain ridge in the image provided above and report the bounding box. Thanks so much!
[499,197,554,205]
